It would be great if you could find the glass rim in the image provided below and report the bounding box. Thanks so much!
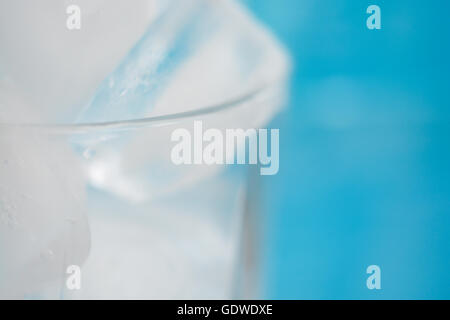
[0,82,276,135]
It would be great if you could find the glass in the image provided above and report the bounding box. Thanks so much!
[0,81,287,299]
[0,0,290,299]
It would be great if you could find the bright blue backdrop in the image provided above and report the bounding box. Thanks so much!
[243,0,450,299]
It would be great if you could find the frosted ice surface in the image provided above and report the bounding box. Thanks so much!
[0,0,164,123]
[0,79,38,123]
[0,67,91,298]
[0,129,90,298]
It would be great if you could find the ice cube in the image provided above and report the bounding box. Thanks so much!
[76,0,290,124]
[76,0,203,123]
[0,0,165,123]
[0,128,90,298]
[76,0,290,203]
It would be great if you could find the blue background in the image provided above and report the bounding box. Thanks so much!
[242,0,450,299]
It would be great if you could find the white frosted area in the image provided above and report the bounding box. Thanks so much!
[0,129,90,298]
[0,0,164,123]
[0,79,39,123]
[79,208,235,299]
[68,175,246,299]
